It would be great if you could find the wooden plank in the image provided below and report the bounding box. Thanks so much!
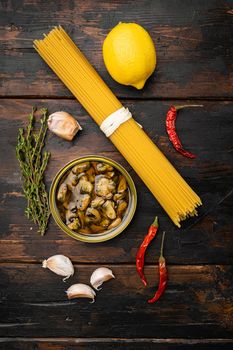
[1,338,233,350]
[0,263,233,338]
[0,0,233,98]
[0,99,232,263]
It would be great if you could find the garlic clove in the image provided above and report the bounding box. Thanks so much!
[48,111,82,141]
[66,283,96,303]
[90,267,115,290]
[42,254,74,281]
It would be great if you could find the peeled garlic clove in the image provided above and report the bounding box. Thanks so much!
[42,255,74,281]
[48,111,82,141]
[90,267,115,290]
[66,283,96,303]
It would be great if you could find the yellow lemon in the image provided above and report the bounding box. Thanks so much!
[103,22,156,89]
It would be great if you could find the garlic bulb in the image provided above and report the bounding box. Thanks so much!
[66,283,96,303]
[42,255,74,281]
[90,267,115,290]
[48,111,82,141]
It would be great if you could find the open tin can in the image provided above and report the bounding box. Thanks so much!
[49,155,137,243]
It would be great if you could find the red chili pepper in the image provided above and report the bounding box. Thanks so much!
[148,231,167,303]
[136,216,158,286]
[166,104,203,159]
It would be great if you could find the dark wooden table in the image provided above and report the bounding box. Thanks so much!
[0,1,233,349]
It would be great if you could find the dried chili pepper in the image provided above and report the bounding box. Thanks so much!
[148,231,167,303]
[136,216,158,286]
[166,104,203,159]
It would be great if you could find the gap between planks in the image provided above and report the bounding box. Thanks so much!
[0,338,233,344]
[0,262,232,267]
[0,96,233,101]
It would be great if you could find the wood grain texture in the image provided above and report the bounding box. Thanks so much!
[0,263,233,338]
[0,99,232,263]
[1,338,233,350]
[0,0,233,98]
[1,0,233,346]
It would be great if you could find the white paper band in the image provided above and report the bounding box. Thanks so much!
[100,107,142,137]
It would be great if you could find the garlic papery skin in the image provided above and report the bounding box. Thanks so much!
[90,267,115,290]
[66,283,96,303]
[42,255,74,281]
[48,111,82,141]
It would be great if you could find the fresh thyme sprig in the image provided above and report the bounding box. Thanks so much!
[16,107,51,235]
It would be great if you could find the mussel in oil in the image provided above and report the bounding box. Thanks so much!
[56,160,129,234]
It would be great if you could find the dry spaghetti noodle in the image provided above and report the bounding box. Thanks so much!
[34,26,202,227]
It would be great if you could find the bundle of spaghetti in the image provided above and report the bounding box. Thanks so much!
[34,26,202,227]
